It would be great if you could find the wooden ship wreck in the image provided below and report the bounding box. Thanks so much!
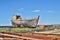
[11,14,40,27]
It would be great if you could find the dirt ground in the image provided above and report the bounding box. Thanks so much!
[0,32,60,40]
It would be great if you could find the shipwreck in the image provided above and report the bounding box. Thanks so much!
[11,15,40,27]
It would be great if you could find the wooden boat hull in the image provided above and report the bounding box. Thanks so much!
[11,16,40,27]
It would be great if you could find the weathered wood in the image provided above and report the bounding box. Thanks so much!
[11,15,40,28]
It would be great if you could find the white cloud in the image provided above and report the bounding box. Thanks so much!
[18,8,24,10]
[48,10,53,13]
[32,10,40,13]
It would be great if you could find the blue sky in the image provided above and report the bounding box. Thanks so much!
[0,0,60,26]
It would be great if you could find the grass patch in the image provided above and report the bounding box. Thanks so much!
[0,28,43,33]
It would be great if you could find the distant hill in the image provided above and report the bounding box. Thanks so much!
[0,24,60,28]
[0,26,12,28]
